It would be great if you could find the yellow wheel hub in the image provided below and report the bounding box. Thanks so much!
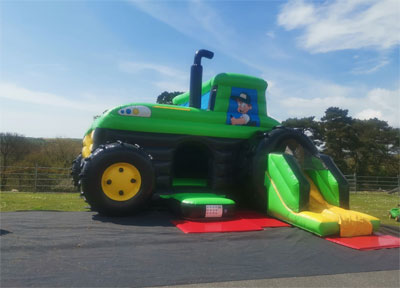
[101,162,142,201]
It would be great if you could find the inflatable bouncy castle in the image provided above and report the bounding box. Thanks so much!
[72,50,379,237]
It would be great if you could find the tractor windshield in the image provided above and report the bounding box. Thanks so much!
[179,90,210,110]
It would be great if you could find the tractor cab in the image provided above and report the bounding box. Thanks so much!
[172,73,269,128]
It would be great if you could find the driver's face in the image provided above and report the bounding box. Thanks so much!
[237,100,252,113]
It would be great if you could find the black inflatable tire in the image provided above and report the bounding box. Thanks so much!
[71,154,83,189]
[80,142,154,216]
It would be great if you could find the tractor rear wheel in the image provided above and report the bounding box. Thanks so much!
[71,154,83,189]
[241,127,318,211]
[80,142,154,216]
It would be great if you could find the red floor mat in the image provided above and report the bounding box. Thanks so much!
[172,218,263,233]
[326,234,400,250]
[172,211,290,233]
[236,211,291,228]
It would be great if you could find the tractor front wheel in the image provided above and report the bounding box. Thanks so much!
[80,142,154,216]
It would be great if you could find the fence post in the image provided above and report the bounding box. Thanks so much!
[34,164,38,192]
[354,172,357,193]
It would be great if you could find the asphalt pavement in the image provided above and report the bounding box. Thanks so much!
[159,270,400,288]
[1,211,399,287]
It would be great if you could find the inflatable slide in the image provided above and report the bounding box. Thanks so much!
[265,153,380,237]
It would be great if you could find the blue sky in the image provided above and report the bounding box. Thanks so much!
[1,0,399,138]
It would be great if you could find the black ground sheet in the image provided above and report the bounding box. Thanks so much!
[1,211,399,287]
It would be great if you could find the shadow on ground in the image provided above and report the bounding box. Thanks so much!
[379,224,400,237]
[0,229,11,236]
[92,206,175,227]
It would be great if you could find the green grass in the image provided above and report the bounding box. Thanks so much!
[1,191,399,226]
[0,192,89,212]
[350,192,400,226]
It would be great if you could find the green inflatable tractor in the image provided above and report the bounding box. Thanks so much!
[72,50,379,237]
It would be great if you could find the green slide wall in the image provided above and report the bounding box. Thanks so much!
[266,153,339,236]
[306,156,340,207]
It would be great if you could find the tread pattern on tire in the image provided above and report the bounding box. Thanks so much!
[71,154,83,189]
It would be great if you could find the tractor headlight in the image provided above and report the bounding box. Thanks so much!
[118,106,151,117]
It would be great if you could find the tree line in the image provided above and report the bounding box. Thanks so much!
[0,134,81,189]
[0,134,81,168]
[282,107,399,176]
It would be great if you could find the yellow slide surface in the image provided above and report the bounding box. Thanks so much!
[306,176,376,237]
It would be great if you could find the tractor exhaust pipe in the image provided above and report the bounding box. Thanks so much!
[189,49,214,109]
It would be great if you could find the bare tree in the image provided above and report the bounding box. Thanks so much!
[43,138,81,167]
[0,133,28,190]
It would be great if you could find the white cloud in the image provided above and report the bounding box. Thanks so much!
[351,57,390,74]
[278,95,357,117]
[129,0,265,70]
[0,82,136,137]
[0,82,80,110]
[153,81,187,93]
[278,0,400,53]
[277,0,315,29]
[118,61,186,79]
[365,88,400,125]
[0,83,136,137]
[0,106,91,138]
[268,78,399,127]
[118,61,189,93]
[0,82,111,112]
[131,0,235,50]
[266,31,275,38]
[355,109,382,120]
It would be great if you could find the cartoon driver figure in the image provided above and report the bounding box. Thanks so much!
[230,92,253,125]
